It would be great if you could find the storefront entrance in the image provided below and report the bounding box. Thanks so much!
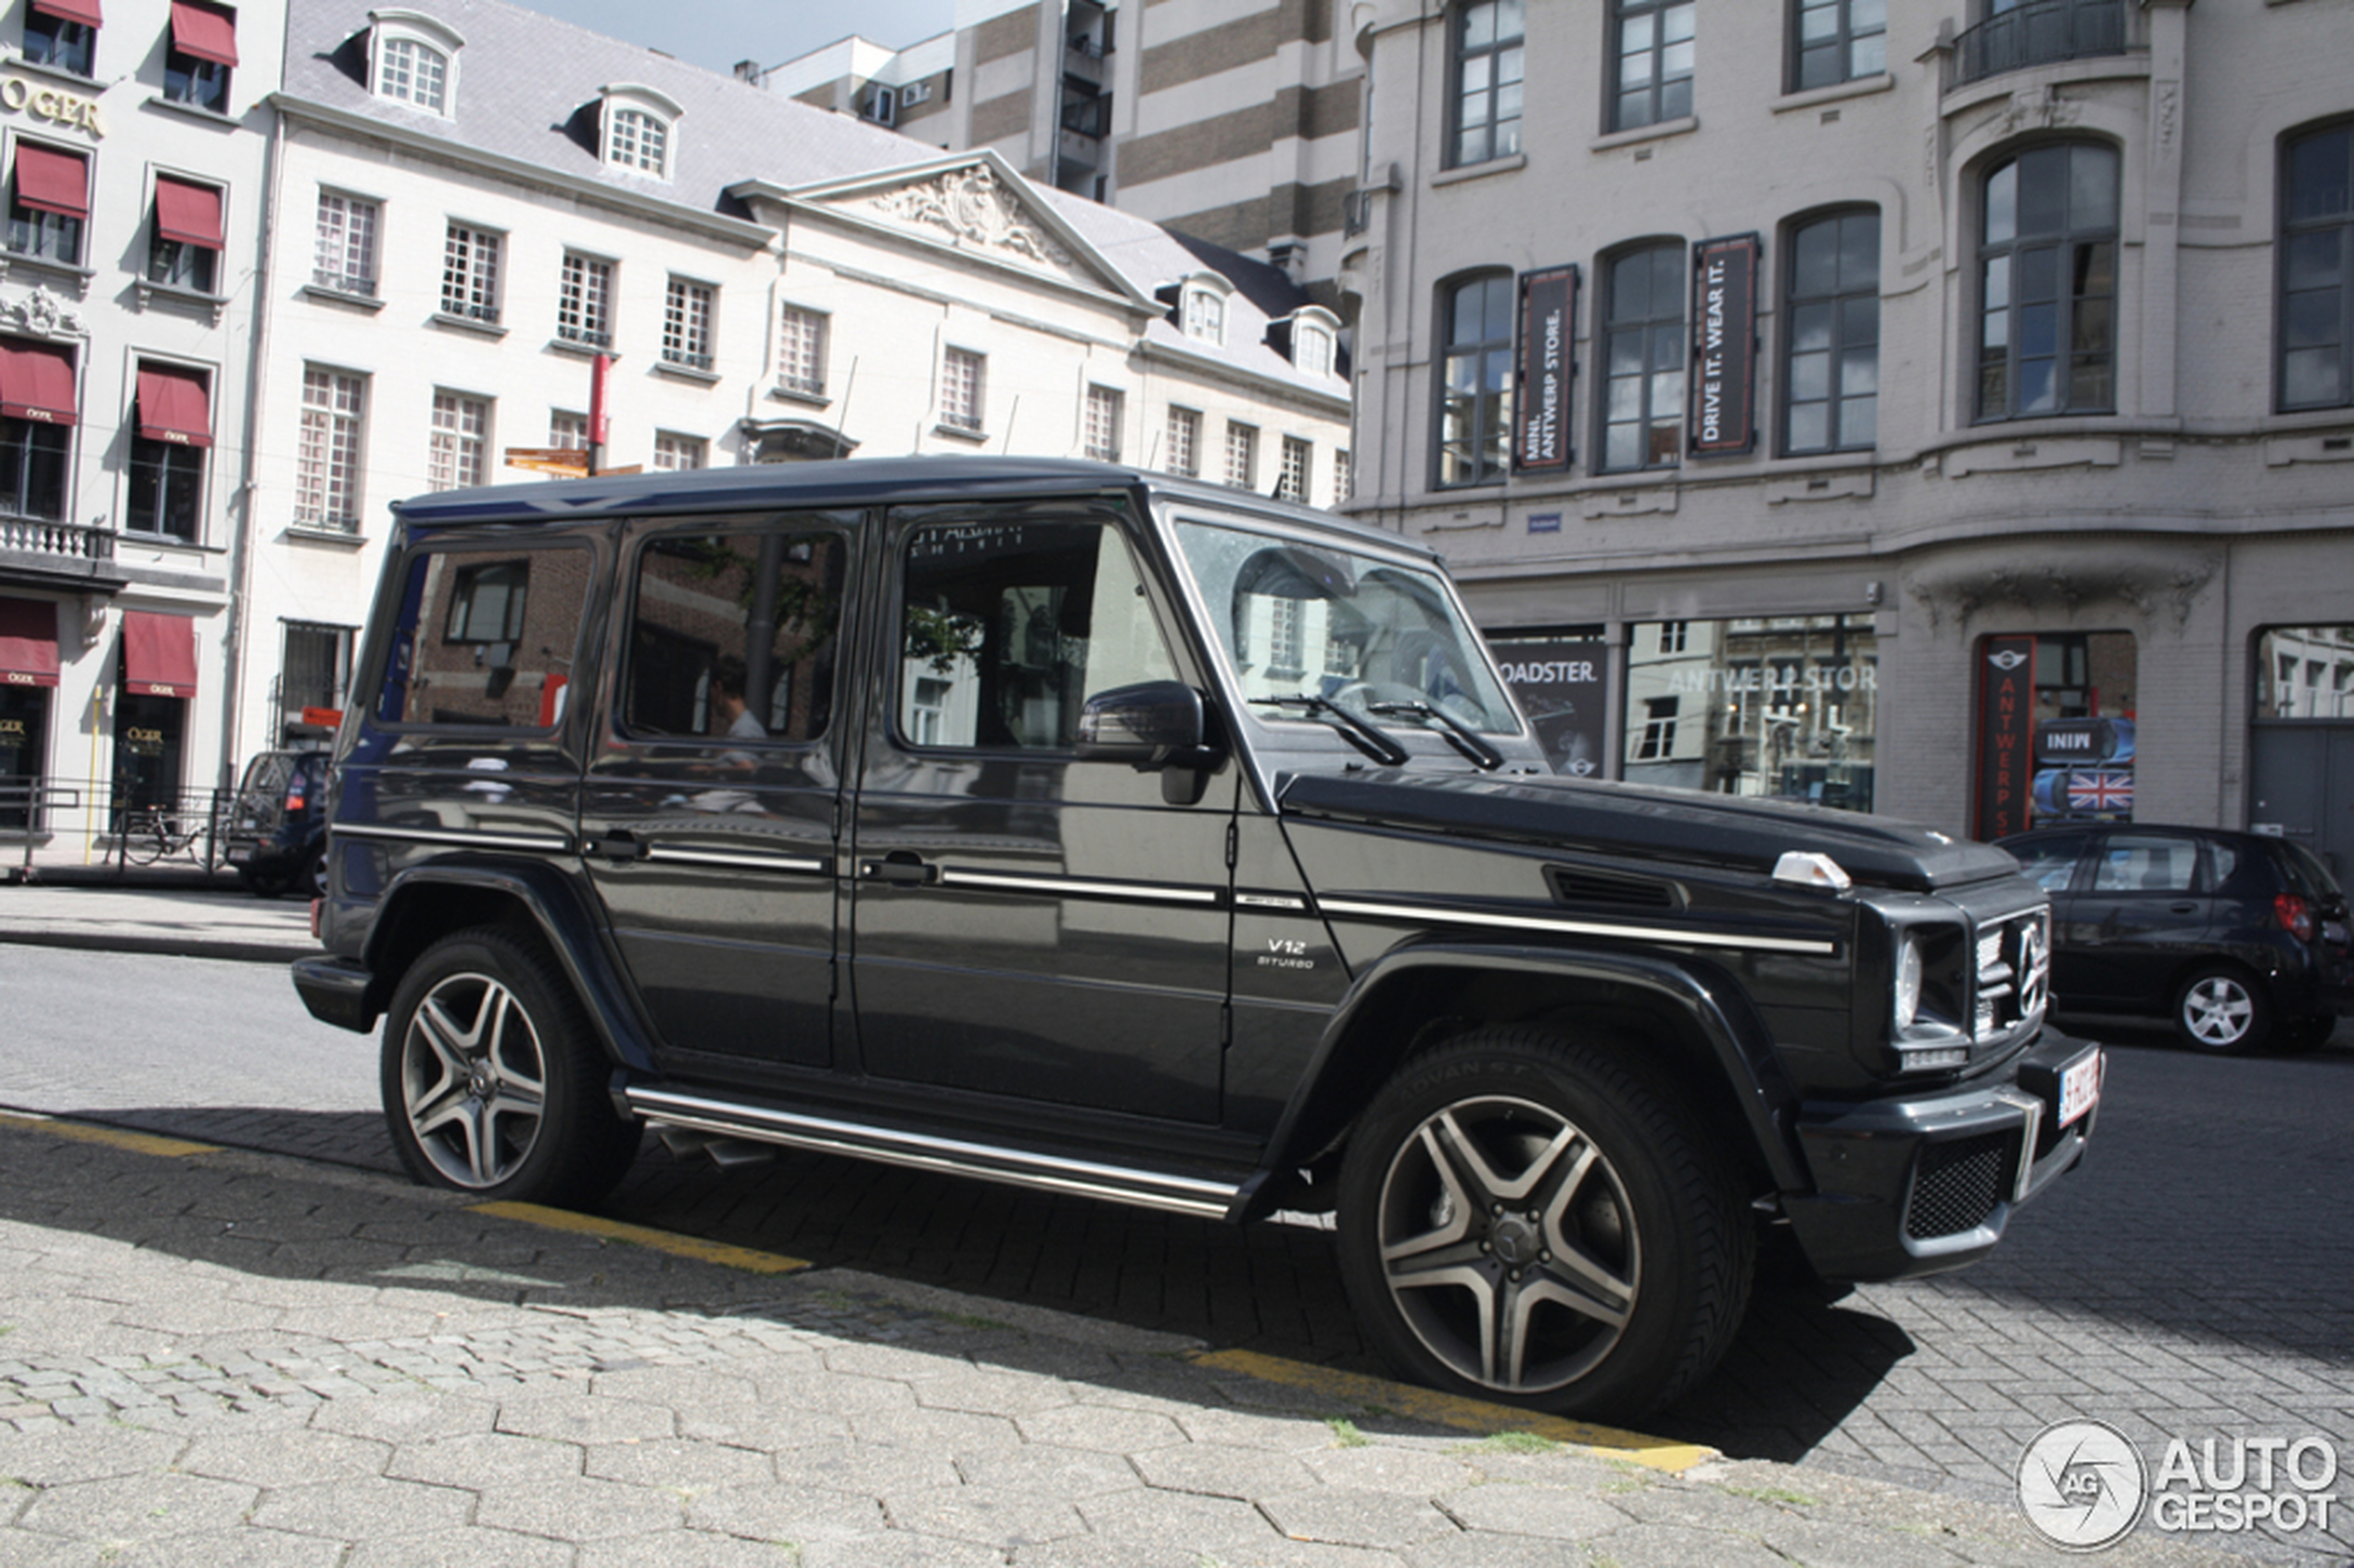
[2249,625,2354,881]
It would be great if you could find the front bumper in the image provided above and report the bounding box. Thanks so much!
[1781,1027,2100,1283]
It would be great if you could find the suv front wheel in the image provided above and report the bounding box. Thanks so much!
[381,926,639,1206]
[1335,1026,1753,1422]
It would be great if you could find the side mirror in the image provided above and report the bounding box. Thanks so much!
[1075,680,1209,766]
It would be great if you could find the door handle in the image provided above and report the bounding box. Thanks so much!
[2168,902,2197,916]
[582,829,649,864]
[859,853,938,886]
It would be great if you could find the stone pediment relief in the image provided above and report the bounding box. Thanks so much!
[849,165,1081,280]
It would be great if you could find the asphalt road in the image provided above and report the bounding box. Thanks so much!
[3,943,2348,1562]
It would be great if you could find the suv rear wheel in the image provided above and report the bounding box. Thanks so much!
[1335,1026,1753,1421]
[381,927,639,1206]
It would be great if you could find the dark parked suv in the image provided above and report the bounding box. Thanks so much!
[1997,824,2351,1054]
[293,457,2100,1419]
[223,748,331,897]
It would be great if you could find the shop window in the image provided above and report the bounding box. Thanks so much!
[23,0,96,76]
[1976,142,2118,421]
[622,528,848,744]
[1436,271,1514,487]
[2256,626,2354,719]
[377,544,593,728]
[1974,628,2136,838]
[1611,0,1693,132]
[2279,120,2353,411]
[1449,0,1525,167]
[1628,614,1879,811]
[1599,243,1685,472]
[164,0,237,114]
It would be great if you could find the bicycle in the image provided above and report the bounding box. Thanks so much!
[118,805,209,866]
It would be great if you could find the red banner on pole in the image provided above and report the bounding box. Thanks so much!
[1975,636,2036,840]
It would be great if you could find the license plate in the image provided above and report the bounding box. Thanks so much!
[2057,1049,2102,1128]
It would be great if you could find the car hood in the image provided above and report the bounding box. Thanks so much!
[1275,769,2018,893]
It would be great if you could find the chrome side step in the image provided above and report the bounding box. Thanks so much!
[625,1086,1245,1220]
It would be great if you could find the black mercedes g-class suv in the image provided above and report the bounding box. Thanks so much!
[294,456,2099,1419]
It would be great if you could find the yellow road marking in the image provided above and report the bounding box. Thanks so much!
[0,1110,218,1158]
[469,1201,812,1275]
[1190,1348,1716,1473]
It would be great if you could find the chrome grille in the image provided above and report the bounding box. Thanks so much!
[1974,909,2051,1042]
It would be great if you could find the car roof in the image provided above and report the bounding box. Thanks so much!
[390,455,1436,564]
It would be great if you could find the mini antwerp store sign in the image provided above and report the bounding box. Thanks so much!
[1690,234,1758,456]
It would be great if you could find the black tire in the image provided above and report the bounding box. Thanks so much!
[1335,1025,1754,1422]
[380,925,639,1206]
[122,816,167,866]
[239,866,291,899]
[2172,966,2272,1055]
[2274,1013,2337,1055]
[301,843,328,899]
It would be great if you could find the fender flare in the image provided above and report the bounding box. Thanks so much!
[1258,940,1811,1197]
[362,855,659,1076]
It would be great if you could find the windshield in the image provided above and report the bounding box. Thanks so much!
[1172,519,1520,735]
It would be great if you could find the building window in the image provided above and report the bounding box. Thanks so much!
[1334,449,1352,505]
[163,0,236,114]
[1450,0,1525,167]
[1634,697,1679,760]
[23,6,95,76]
[940,348,984,431]
[1084,385,1122,462]
[313,191,379,297]
[440,222,500,323]
[1600,243,1685,471]
[1438,272,1514,487]
[1631,614,1879,811]
[2281,120,2354,411]
[279,622,353,734]
[147,175,223,294]
[778,305,827,396]
[7,143,87,266]
[1294,320,1336,379]
[0,416,68,521]
[127,362,210,541]
[550,411,588,450]
[600,88,682,177]
[663,277,715,371]
[1180,277,1229,345]
[376,35,448,111]
[1790,0,1885,93]
[557,251,614,348]
[1977,142,2118,420]
[652,432,704,471]
[1783,209,1879,454]
[1223,422,1258,488]
[1658,620,1689,653]
[1278,436,1310,501]
[427,391,487,492]
[295,367,364,531]
[1612,0,1694,132]
[1166,407,1200,477]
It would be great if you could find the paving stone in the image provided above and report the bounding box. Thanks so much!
[846,1403,1022,1451]
[0,1423,184,1486]
[1757,1515,1972,1567]
[953,1442,1142,1498]
[385,1430,584,1487]
[677,1404,854,1451]
[1075,1486,1293,1553]
[16,1472,258,1543]
[579,1532,804,1567]
[1405,1533,1607,1568]
[685,1481,885,1543]
[345,1527,576,1568]
[771,1439,963,1496]
[1435,1483,1630,1540]
[307,1391,500,1445]
[1585,1521,1791,1568]
[914,1367,1082,1418]
[1133,1442,1318,1499]
[800,1531,1008,1568]
[1017,1402,1191,1453]
[1304,1446,1483,1495]
[880,1485,1089,1549]
[583,1435,777,1491]
[178,1426,389,1487]
[473,1473,689,1541]
[1262,1486,1460,1549]
[496,1390,677,1445]
[107,1524,347,1566]
[249,1475,478,1539]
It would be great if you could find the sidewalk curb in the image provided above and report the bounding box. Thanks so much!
[0,927,313,965]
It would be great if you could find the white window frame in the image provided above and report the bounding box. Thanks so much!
[427,389,488,492]
[1224,421,1258,489]
[370,11,463,115]
[652,431,705,471]
[557,249,614,348]
[313,189,380,297]
[1084,384,1122,462]
[940,347,985,433]
[778,304,828,398]
[550,411,589,450]
[1165,407,1200,477]
[1277,436,1310,501]
[1178,271,1234,347]
[599,83,682,179]
[662,275,715,371]
[439,221,501,323]
[296,366,366,530]
[1286,306,1342,378]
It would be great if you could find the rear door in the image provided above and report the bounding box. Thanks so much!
[2069,829,2213,1010]
[577,512,857,1069]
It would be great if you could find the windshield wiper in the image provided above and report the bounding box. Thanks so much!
[1250,695,1409,766]
[1368,700,1504,772]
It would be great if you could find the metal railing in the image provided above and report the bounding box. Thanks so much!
[0,776,230,879]
[1949,0,2129,88]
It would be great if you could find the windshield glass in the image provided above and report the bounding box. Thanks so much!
[1173,519,1520,734]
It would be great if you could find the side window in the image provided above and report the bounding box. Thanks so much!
[2090,833,2199,894]
[2009,832,2088,893]
[620,526,847,745]
[376,545,592,727]
[896,518,1177,752]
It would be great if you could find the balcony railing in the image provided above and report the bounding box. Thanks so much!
[1950,0,2129,89]
[0,513,112,563]
[1059,95,1109,139]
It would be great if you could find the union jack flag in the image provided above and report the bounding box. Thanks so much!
[2067,770,2133,814]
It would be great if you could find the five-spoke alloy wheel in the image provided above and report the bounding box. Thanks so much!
[2173,966,2271,1055]
[1336,1027,1753,1421]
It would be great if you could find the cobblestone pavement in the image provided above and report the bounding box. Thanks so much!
[0,1119,2285,1568]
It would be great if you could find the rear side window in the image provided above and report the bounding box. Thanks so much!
[620,525,849,745]
[376,543,593,727]
[2089,833,2200,893]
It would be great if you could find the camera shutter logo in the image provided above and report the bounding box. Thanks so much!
[2019,1420,2146,1550]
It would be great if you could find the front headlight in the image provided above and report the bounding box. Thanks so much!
[1893,935,1924,1031]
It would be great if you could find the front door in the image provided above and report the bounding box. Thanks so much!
[579,514,856,1069]
[846,501,1233,1124]
[2064,829,2213,1010]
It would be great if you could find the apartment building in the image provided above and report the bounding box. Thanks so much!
[1341,0,2354,871]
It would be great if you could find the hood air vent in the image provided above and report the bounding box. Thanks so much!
[1545,866,1683,912]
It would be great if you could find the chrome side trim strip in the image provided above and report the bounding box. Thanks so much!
[334,822,573,854]
[1314,896,1839,955]
[645,846,829,875]
[1235,891,1308,911]
[934,868,1223,906]
[625,1087,1239,1220]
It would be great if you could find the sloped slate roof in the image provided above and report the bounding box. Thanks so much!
[280,0,1343,400]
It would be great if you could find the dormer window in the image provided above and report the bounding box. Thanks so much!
[600,85,682,179]
[370,11,463,116]
[1285,307,1342,378]
[1177,272,1234,347]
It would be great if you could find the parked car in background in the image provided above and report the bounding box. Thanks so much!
[1996,825,2351,1055]
[223,749,331,898]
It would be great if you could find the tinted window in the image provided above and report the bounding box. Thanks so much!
[2282,840,2345,901]
[2090,833,2199,893]
[377,544,593,727]
[896,518,1177,752]
[2008,832,2089,892]
[621,526,847,745]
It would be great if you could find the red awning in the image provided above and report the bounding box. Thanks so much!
[12,144,89,221]
[0,598,60,689]
[0,341,78,427]
[31,0,103,27]
[121,612,197,700]
[153,177,222,249]
[135,363,211,448]
[168,0,237,66]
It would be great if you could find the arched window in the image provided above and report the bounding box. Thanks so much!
[1436,272,1514,487]
[1977,142,2118,420]
[1782,208,1879,454]
[1449,0,1525,167]
[1600,242,1685,471]
[599,85,683,179]
[369,11,463,117]
[2281,120,2354,411]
